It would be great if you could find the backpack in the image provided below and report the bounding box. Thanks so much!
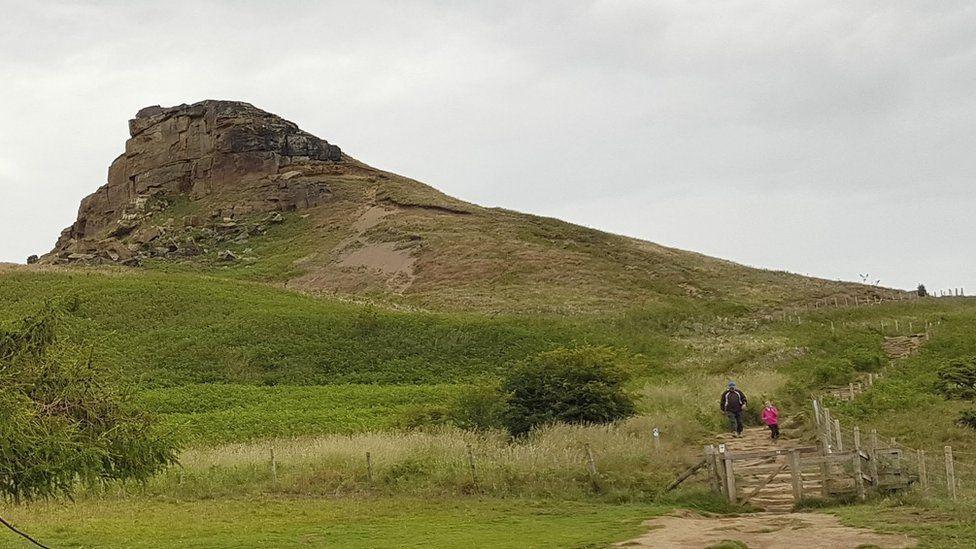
[724,389,743,409]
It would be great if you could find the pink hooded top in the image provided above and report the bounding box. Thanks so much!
[762,406,779,425]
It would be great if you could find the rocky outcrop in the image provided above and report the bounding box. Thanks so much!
[42,100,343,264]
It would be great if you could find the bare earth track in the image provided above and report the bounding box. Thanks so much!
[617,510,916,548]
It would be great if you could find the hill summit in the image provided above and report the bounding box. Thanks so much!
[43,100,343,263]
[40,100,891,312]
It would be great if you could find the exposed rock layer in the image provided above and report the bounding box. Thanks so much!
[44,100,343,264]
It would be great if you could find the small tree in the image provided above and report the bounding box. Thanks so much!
[501,346,635,436]
[917,284,928,297]
[0,306,178,503]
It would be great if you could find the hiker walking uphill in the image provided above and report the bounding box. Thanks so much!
[720,382,747,437]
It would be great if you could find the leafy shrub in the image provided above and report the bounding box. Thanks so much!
[0,307,178,502]
[395,405,452,430]
[811,359,854,386]
[935,357,976,400]
[450,384,506,431]
[501,346,636,436]
[847,349,883,373]
[957,408,976,430]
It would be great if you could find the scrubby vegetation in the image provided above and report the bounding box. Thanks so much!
[0,306,176,502]
[500,346,636,436]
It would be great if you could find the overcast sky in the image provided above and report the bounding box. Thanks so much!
[1,0,973,292]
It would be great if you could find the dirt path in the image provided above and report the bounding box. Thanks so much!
[616,510,916,548]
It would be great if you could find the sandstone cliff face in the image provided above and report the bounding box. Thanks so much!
[44,100,343,264]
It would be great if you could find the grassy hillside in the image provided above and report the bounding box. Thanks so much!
[5,265,967,450]
[0,267,678,388]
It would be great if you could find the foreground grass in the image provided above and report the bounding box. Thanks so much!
[0,497,667,549]
[831,498,976,548]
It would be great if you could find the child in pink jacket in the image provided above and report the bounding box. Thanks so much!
[762,401,780,440]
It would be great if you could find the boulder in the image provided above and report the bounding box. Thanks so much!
[217,249,239,262]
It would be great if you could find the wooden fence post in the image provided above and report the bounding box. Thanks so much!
[270,446,278,488]
[584,443,599,491]
[723,454,736,503]
[852,426,865,499]
[716,444,728,497]
[705,446,721,494]
[944,446,957,501]
[812,399,822,427]
[365,451,374,484]
[788,449,803,504]
[833,419,844,452]
[823,408,833,449]
[917,449,927,495]
[819,443,831,498]
[890,438,902,475]
[467,443,479,485]
[852,452,866,501]
[868,429,880,488]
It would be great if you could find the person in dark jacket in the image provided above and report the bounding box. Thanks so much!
[720,381,747,436]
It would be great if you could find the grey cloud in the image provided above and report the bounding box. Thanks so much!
[0,0,972,292]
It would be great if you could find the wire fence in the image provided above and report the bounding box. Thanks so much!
[813,398,975,503]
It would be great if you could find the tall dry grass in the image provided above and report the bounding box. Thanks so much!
[75,369,790,503]
[89,415,709,502]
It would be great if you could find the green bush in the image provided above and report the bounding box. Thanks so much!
[0,307,177,502]
[450,385,507,431]
[847,349,883,372]
[958,409,976,430]
[395,405,452,430]
[935,357,976,400]
[812,359,854,386]
[501,346,636,436]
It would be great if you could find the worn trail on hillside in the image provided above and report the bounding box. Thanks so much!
[616,510,916,548]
